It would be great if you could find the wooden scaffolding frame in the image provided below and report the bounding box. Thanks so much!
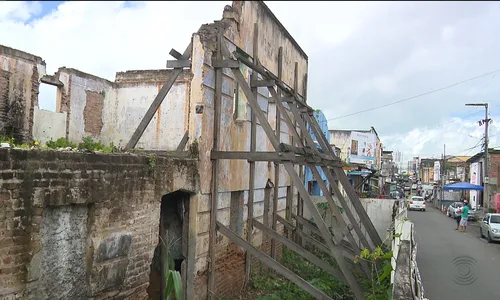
[125,24,383,300]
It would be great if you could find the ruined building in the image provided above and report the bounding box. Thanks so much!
[1,1,381,300]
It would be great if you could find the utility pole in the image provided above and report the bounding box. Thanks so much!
[466,103,489,208]
[441,144,445,205]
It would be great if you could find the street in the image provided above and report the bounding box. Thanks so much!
[411,205,500,300]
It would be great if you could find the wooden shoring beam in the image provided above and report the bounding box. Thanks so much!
[252,218,347,284]
[208,34,223,299]
[166,59,191,69]
[210,150,341,167]
[245,22,259,285]
[286,104,373,259]
[216,222,333,300]
[279,215,355,262]
[219,42,366,300]
[268,87,354,244]
[274,46,284,251]
[250,79,276,87]
[125,42,192,150]
[212,59,239,69]
[210,150,295,161]
[176,131,189,151]
[269,91,372,276]
[303,112,383,247]
[231,50,312,112]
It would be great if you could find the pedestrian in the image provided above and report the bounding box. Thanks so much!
[458,200,470,232]
[455,202,463,230]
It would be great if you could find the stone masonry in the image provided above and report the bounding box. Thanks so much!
[0,148,199,299]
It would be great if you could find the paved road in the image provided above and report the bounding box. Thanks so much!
[410,205,500,300]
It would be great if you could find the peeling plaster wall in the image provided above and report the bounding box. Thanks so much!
[55,68,116,144]
[113,70,192,150]
[0,45,46,142]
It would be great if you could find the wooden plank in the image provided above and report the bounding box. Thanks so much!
[253,219,347,283]
[166,59,192,69]
[231,50,312,111]
[216,222,333,300]
[208,34,223,299]
[176,131,189,151]
[305,113,383,247]
[125,42,192,150]
[220,42,366,299]
[169,48,183,60]
[287,105,373,270]
[245,22,259,285]
[210,150,295,161]
[278,215,355,261]
[274,46,284,249]
[212,59,240,69]
[280,99,372,275]
[250,79,276,87]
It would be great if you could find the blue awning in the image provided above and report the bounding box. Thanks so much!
[347,171,371,176]
[442,182,484,191]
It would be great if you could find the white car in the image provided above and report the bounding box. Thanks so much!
[480,213,500,243]
[408,196,426,211]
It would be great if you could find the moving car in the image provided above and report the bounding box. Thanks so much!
[480,213,500,243]
[408,196,426,211]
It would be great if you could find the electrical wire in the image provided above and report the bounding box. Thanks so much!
[328,68,500,121]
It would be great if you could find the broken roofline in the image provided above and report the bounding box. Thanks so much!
[0,44,45,66]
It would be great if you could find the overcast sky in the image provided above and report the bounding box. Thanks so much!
[1,1,500,162]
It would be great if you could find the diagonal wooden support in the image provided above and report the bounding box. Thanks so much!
[304,112,383,247]
[216,222,333,300]
[288,105,373,252]
[124,42,193,150]
[268,86,366,247]
[219,41,366,300]
[253,218,347,283]
[176,131,189,151]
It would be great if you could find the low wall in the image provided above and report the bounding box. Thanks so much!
[391,201,426,300]
[0,149,199,300]
[303,197,397,250]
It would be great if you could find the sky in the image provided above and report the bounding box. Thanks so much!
[1,1,500,162]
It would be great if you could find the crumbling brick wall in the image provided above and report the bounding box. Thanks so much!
[0,45,46,142]
[0,149,199,299]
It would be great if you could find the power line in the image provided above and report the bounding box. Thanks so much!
[328,68,500,121]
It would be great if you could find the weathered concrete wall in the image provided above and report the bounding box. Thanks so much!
[0,149,199,299]
[0,45,46,142]
[304,197,397,248]
[32,107,67,144]
[329,130,351,162]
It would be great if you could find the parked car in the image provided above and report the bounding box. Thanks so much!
[408,196,426,211]
[447,202,462,218]
[480,213,500,243]
[447,202,479,221]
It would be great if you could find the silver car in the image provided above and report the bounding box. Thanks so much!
[447,202,462,218]
[480,213,500,243]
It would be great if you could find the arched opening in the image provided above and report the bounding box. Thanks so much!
[147,190,191,300]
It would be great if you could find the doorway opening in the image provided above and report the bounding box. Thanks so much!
[147,190,190,300]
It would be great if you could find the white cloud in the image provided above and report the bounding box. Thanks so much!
[381,111,500,159]
[0,1,41,21]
